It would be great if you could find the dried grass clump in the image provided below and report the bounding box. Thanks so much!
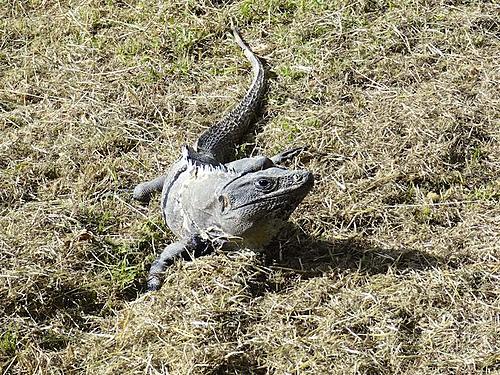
[1,0,499,374]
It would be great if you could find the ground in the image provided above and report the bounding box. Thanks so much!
[0,0,499,374]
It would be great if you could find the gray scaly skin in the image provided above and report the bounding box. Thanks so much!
[133,28,314,291]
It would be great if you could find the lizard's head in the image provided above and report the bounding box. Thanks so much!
[216,167,314,246]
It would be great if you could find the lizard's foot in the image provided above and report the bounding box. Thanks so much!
[271,146,306,165]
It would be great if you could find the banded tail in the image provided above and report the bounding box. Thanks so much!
[195,28,267,163]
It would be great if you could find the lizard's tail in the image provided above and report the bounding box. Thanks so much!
[195,27,267,163]
[231,27,262,91]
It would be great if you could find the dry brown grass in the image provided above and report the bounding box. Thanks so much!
[1,0,499,374]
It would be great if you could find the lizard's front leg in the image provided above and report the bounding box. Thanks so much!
[147,235,212,291]
[133,175,166,204]
[271,146,305,165]
[224,147,306,174]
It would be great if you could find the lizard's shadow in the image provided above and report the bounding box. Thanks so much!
[262,224,467,280]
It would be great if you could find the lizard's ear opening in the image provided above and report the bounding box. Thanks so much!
[218,194,231,213]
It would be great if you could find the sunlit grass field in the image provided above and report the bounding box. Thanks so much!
[1,0,499,373]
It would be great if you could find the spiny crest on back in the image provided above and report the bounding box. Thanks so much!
[181,145,237,176]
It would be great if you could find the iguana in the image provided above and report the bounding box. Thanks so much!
[133,28,314,291]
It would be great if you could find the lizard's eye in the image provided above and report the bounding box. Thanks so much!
[255,178,274,191]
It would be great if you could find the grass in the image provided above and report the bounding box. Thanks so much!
[1,0,499,373]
